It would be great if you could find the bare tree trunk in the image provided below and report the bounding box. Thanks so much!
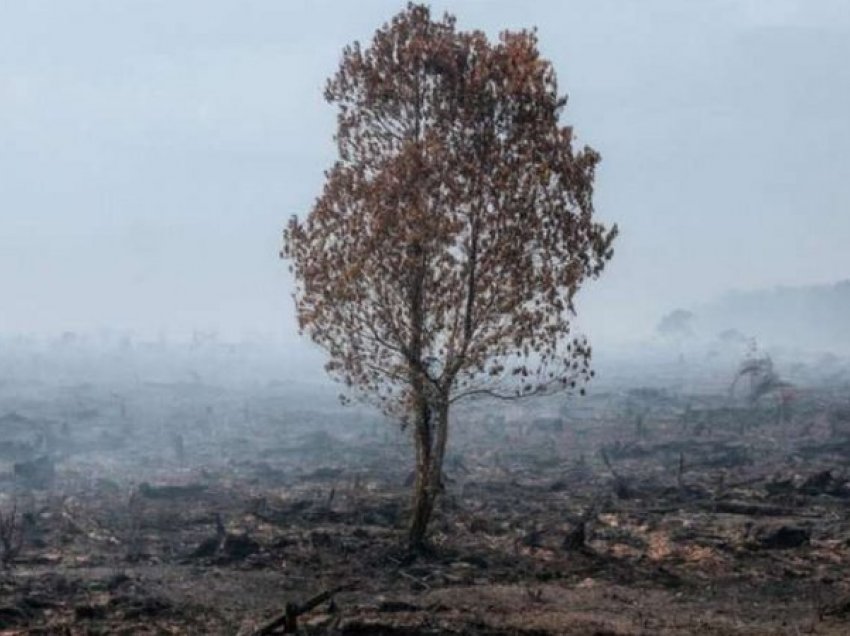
[408,391,432,551]
[428,399,450,495]
[408,396,449,552]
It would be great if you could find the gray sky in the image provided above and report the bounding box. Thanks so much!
[1,0,848,343]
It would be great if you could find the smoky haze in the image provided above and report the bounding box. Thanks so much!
[1,0,848,349]
[4,7,850,629]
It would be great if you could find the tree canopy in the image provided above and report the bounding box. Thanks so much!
[283,3,617,548]
[284,4,616,415]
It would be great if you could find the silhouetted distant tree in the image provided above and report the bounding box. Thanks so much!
[283,4,617,550]
[717,328,748,346]
[657,309,695,339]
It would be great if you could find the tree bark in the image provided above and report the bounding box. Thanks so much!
[408,395,449,552]
[408,389,432,551]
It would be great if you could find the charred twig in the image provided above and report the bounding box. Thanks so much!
[563,492,606,552]
[600,447,632,499]
[704,500,794,517]
[0,499,23,568]
[399,569,431,591]
[252,585,349,635]
[676,452,686,491]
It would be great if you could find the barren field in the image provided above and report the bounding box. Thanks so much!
[2,363,850,635]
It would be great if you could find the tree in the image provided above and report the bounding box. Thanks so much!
[283,4,617,551]
[656,309,695,340]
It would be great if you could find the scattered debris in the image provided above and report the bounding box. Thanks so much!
[0,370,849,634]
[753,524,811,550]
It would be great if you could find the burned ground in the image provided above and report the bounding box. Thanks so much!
[1,364,850,634]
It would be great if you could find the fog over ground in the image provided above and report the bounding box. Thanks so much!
[1,0,848,352]
[3,9,850,631]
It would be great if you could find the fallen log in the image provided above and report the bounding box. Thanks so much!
[703,500,792,517]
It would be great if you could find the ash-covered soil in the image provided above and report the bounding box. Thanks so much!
[2,369,850,634]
